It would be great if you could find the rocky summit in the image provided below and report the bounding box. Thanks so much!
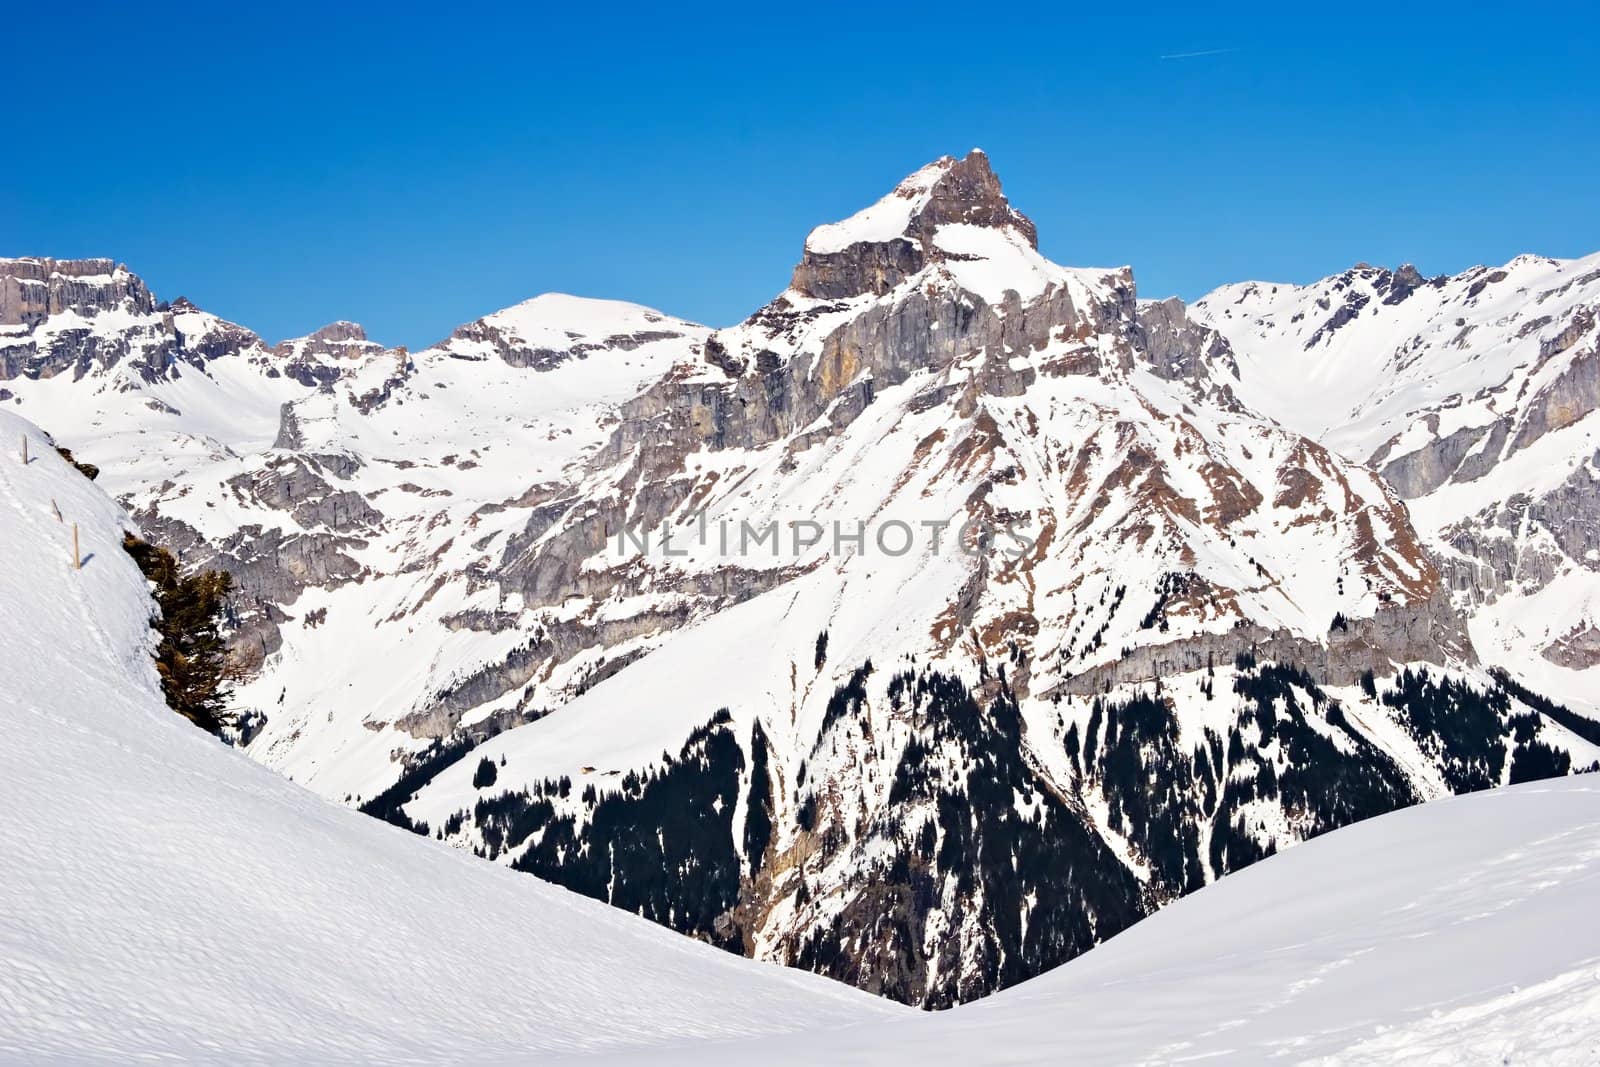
[4,154,1599,1007]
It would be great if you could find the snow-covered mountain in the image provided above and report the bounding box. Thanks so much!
[0,409,893,1063]
[4,152,1598,1009]
[7,404,1598,1062]
[1194,255,1600,714]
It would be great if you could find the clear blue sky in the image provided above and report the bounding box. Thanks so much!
[6,2,1598,347]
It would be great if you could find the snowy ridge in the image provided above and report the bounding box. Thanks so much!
[803,155,965,253]
[1192,253,1600,472]
[437,292,702,368]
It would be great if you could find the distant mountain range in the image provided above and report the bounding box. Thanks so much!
[4,149,1598,1008]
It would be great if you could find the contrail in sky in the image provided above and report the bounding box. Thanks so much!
[1159,47,1239,60]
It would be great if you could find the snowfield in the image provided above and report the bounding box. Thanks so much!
[4,404,1598,1063]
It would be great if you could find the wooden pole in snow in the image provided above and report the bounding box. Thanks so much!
[72,523,81,570]
[20,435,27,465]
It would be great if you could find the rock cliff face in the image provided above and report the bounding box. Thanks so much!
[1045,590,1474,700]
[1135,296,1240,382]
[0,258,178,381]
[7,156,1599,1009]
[0,257,155,326]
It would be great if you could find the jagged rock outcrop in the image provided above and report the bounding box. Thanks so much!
[1135,297,1239,382]
[1543,622,1600,669]
[274,320,376,357]
[1508,340,1600,454]
[228,453,381,533]
[272,321,396,386]
[1375,417,1504,498]
[790,149,1037,300]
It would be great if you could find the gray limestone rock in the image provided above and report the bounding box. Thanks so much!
[790,150,1035,301]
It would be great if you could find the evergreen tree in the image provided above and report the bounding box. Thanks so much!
[122,533,236,735]
[473,756,498,789]
[744,720,775,876]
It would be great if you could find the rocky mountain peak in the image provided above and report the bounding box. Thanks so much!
[306,320,368,344]
[0,256,155,326]
[272,321,385,363]
[789,149,1039,299]
[912,148,1038,248]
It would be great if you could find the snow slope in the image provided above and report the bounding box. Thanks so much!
[580,773,1600,1065]
[0,409,895,1064]
[1192,255,1600,466]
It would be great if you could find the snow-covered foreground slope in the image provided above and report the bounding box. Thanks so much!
[586,773,1600,1065]
[0,409,895,1064]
